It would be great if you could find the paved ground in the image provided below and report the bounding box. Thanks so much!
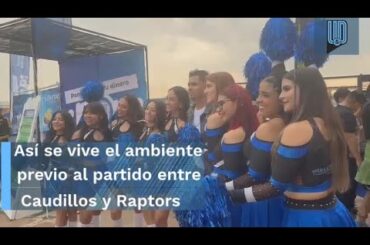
[0,210,179,227]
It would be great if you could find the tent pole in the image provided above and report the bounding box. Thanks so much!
[144,46,149,99]
[30,19,47,219]
[30,20,40,144]
[9,55,13,141]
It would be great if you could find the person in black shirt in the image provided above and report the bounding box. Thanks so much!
[336,90,366,212]
[333,87,350,106]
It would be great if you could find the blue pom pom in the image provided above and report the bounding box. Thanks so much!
[244,52,272,100]
[295,20,328,68]
[178,124,201,145]
[260,18,297,61]
[81,81,104,103]
[175,175,231,227]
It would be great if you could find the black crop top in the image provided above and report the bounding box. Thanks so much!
[247,133,273,181]
[166,118,180,143]
[229,118,333,203]
[271,118,331,189]
[82,129,98,142]
[231,133,273,190]
[213,135,248,181]
[110,119,126,141]
[205,125,227,165]
[72,128,108,143]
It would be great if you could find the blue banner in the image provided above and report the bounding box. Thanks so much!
[59,49,148,124]
[10,55,33,138]
[39,87,61,142]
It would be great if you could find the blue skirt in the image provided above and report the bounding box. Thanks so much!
[241,202,267,227]
[44,164,76,199]
[267,195,284,227]
[282,198,356,227]
[45,174,75,198]
[75,164,107,200]
[240,198,283,227]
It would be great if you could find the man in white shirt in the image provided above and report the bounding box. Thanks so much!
[187,69,209,135]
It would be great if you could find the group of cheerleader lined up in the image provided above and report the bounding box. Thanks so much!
[44,63,362,227]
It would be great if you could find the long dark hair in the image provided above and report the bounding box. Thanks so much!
[261,75,288,123]
[119,95,144,139]
[284,67,349,192]
[80,102,109,140]
[167,86,190,122]
[145,99,166,133]
[44,110,75,143]
[221,84,259,139]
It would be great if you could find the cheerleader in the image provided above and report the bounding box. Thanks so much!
[165,86,200,227]
[213,84,259,227]
[138,99,167,227]
[44,111,76,227]
[71,102,110,227]
[176,83,259,227]
[109,95,144,227]
[175,73,235,227]
[203,72,235,175]
[224,76,286,227]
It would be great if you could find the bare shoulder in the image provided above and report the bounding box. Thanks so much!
[93,130,105,141]
[71,130,81,140]
[280,121,313,147]
[206,113,225,129]
[223,127,246,144]
[255,118,285,142]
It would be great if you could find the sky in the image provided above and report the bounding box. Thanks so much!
[0,18,369,102]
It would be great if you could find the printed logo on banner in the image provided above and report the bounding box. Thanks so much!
[64,74,139,104]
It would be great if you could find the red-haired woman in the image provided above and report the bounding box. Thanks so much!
[214,84,259,226]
